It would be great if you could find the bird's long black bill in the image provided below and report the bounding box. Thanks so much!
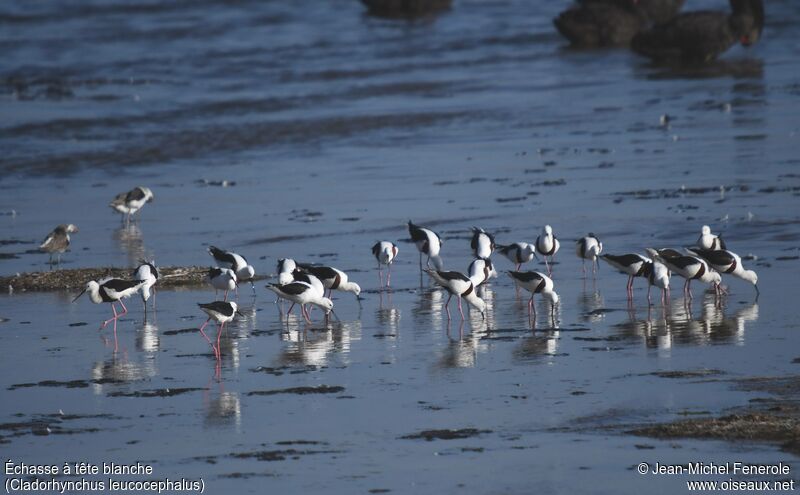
[330,309,341,322]
[72,288,87,303]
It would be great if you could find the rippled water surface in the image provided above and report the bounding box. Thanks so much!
[1,0,799,493]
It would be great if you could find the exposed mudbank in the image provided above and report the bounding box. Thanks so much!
[1,266,267,292]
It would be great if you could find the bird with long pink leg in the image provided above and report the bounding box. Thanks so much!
[73,278,145,351]
[197,301,242,360]
[507,270,559,327]
[424,269,486,321]
[372,241,398,289]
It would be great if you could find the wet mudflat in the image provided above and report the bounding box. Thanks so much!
[2,0,800,493]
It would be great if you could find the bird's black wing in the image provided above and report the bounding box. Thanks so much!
[103,279,142,292]
[278,282,312,295]
[436,271,470,282]
[125,187,147,202]
[408,221,428,243]
[198,301,234,316]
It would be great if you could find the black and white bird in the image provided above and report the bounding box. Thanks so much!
[468,258,497,287]
[372,241,399,288]
[600,253,651,299]
[208,246,256,295]
[424,269,486,320]
[284,269,326,315]
[696,225,726,251]
[496,242,536,271]
[508,270,560,322]
[277,258,297,285]
[208,267,237,301]
[39,224,78,266]
[641,257,670,306]
[109,186,154,223]
[576,233,603,275]
[133,261,159,312]
[73,277,145,329]
[535,225,560,276]
[650,251,722,300]
[685,247,758,296]
[470,227,496,259]
[266,282,334,324]
[296,263,361,305]
[408,220,443,271]
[197,301,242,360]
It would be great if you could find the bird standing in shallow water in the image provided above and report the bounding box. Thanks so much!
[631,0,764,63]
[507,271,559,326]
[408,221,443,271]
[600,253,650,300]
[296,263,361,306]
[686,247,758,296]
[197,301,242,360]
[696,225,726,251]
[266,282,334,324]
[73,277,145,351]
[207,267,237,301]
[641,254,670,306]
[372,241,399,289]
[40,224,78,266]
[535,225,560,276]
[650,251,722,300]
[133,261,159,313]
[576,233,603,275]
[208,246,256,296]
[496,242,536,271]
[470,227,496,260]
[468,258,497,287]
[424,269,486,321]
[109,186,154,223]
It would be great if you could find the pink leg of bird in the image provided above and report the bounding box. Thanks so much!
[224,290,229,302]
[545,257,551,276]
[387,263,392,288]
[118,299,128,317]
[112,318,118,353]
[286,302,295,316]
[457,297,465,320]
[444,294,452,320]
[215,323,223,360]
[378,264,383,288]
[647,284,652,305]
[102,303,119,329]
[302,305,312,324]
[198,318,216,355]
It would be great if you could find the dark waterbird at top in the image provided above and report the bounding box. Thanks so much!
[632,0,764,63]
[554,0,686,47]
[361,0,452,19]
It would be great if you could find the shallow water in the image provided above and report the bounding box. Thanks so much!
[2,0,800,493]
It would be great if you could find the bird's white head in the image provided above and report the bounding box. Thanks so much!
[701,225,711,235]
[66,224,79,233]
[278,258,296,274]
[543,225,553,236]
[349,282,361,296]
[710,271,722,285]
[73,280,101,304]
[544,290,560,306]
[743,269,758,286]
[315,297,334,314]
[140,186,154,202]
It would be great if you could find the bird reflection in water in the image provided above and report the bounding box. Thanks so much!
[512,332,561,363]
[203,380,241,430]
[412,288,444,333]
[436,325,490,369]
[614,292,759,349]
[278,319,360,368]
[377,290,401,334]
[578,285,605,324]
[90,352,157,395]
[136,317,160,353]
[113,223,148,267]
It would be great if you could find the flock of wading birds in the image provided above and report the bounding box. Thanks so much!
[37,186,759,359]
